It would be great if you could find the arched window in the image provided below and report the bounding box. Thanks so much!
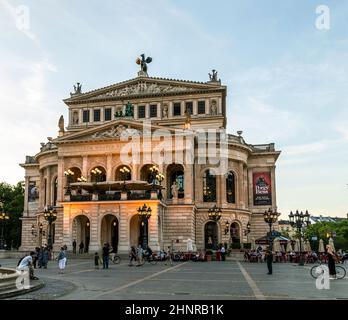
[203,169,216,202]
[230,222,240,243]
[53,177,58,206]
[167,164,185,199]
[226,171,235,203]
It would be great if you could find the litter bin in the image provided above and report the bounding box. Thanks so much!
[215,251,221,261]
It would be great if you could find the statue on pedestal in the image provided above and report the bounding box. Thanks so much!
[136,54,152,77]
[171,181,179,199]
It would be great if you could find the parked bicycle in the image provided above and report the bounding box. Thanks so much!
[137,253,158,266]
[310,261,346,279]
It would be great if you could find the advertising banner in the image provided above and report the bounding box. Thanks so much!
[253,172,272,206]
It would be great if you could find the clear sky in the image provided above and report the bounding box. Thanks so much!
[0,0,347,218]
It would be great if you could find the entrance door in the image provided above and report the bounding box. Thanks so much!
[205,222,218,250]
[101,215,119,252]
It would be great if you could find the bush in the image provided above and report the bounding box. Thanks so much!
[243,243,251,249]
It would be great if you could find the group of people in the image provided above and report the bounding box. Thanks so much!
[16,246,68,280]
[72,239,89,254]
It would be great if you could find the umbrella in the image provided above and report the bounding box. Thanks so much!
[286,240,292,253]
[273,239,281,252]
[306,240,312,252]
[318,239,325,253]
[294,239,300,252]
[329,237,336,252]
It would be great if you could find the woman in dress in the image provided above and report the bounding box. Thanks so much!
[326,244,337,280]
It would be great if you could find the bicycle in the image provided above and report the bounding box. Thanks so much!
[310,261,346,279]
[109,253,121,264]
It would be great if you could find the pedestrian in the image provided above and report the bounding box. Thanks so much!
[221,245,226,261]
[94,252,101,269]
[72,239,77,254]
[79,241,84,254]
[42,246,49,269]
[102,243,109,269]
[17,251,39,280]
[326,244,337,280]
[164,246,173,266]
[265,246,273,275]
[32,247,39,269]
[136,245,143,266]
[57,247,67,274]
[38,246,44,268]
[129,246,137,266]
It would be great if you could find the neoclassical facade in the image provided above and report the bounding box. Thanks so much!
[20,64,280,253]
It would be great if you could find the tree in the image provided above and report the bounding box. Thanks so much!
[304,220,348,252]
[0,182,24,249]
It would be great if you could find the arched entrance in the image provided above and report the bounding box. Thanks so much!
[101,215,119,252]
[129,215,148,248]
[230,222,240,243]
[72,215,90,253]
[205,221,218,250]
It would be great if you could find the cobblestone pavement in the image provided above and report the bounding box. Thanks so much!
[1,258,347,300]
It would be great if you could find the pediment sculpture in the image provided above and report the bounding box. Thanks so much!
[90,125,141,139]
[95,82,196,98]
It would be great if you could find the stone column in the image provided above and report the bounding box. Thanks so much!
[193,100,198,115]
[82,156,88,179]
[221,172,227,207]
[205,99,210,115]
[134,104,138,120]
[106,154,113,181]
[169,101,173,118]
[157,102,161,119]
[89,204,100,251]
[184,164,194,204]
[145,103,150,119]
[79,109,83,125]
[218,97,222,114]
[24,176,30,216]
[148,204,160,251]
[57,158,65,203]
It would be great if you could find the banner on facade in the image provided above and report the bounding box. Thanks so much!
[253,172,272,206]
[28,181,39,202]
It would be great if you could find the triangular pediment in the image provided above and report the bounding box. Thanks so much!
[54,119,184,143]
[64,76,224,104]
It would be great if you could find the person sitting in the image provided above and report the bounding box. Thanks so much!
[17,252,39,280]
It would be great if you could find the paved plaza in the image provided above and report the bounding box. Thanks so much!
[1,258,347,300]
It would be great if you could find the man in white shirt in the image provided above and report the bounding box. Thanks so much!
[17,252,38,280]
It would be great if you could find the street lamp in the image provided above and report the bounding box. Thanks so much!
[43,205,57,249]
[137,204,152,249]
[244,221,251,236]
[31,224,37,237]
[120,166,131,191]
[263,208,280,251]
[64,169,74,195]
[224,221,230,235]
[289,210,310,266]
[91,167,103,182]
[77,176,87,182]
[0,204,10,250]
[208,205,222,222]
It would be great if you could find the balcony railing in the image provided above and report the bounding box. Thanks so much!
[68,191,152,202]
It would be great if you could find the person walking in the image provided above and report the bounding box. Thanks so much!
[33,247,39,269]
[129,246,137,266]
[79,241,84,254]
[326,244,337,280]
[102,243,109,269]
[38,246,44,268]
[164,246,173,266]
[42,246,49,269]
[221,245,226,261]
[94,252,101,270]
[136,245,143,266]
[72,239,77,254]
[265,246,273,275]
[57,247,67,274]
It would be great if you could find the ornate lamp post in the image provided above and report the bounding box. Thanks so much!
[0,204,10,250]
[208,205,222,222]
[43,205,57,249]
[289,210,310,266]
[137,204,152,249]
[64,169,74,195]
[91,167,103,182]
[120,166,131,191]
[263,208,280,251]
[156,172,165,200]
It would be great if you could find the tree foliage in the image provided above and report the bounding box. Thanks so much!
[304,220,348,251]
[0,181,24,249]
